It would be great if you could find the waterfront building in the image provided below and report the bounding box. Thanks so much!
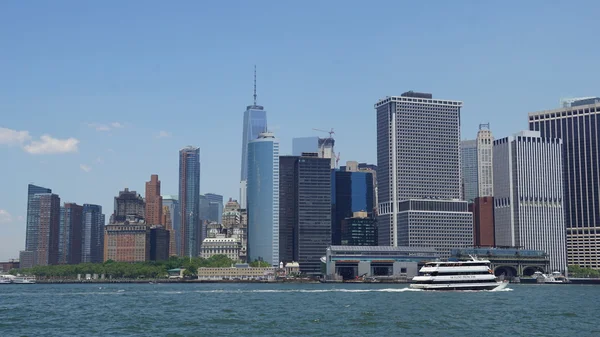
[179,146,201,257]
[82,204,105,263]
[18,251,34,269]
[145,175,162,225]
[197,264,276,281]
[452,248,550,278]
[162,206,177,256]
[493,131,567,272]
[470,197,495,247]
[278,153,332,274]
[200,234,242,261]
[240,67,267,209]
[292,136,319,156]
[205,193,223,224]
[104,219,150,262]
[0,260,20,272]
[247,132,279,266]
[162,195,180,256]
[112,188,145,223]
[341,211,378,246]
[59,203,83,264]
[25,184,52,257]
[528,97,600,269]
[150,225,170,261]
[30,193,61,266]
[332,168,374,245]
[375,92,472,254]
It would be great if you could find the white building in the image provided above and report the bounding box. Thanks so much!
[200,235,242,261]
[493,130,566,272]
[461,124,494,202]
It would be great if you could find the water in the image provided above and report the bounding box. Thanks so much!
[1,283,598,336]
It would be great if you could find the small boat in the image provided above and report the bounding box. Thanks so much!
[0,277,12,284]
[12,276,36,284]
[410,256,509,291]
[533,271,568,284]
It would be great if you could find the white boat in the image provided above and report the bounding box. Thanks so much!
[533,271,567,284]
[410,256,509,291]
[12,276,36,284]
[0,277,12,284]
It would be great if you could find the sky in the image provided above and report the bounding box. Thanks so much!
[1,1,600,260]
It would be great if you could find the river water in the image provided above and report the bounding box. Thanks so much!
[0,283,597,336]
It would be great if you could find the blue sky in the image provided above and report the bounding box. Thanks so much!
[1,1,599,260]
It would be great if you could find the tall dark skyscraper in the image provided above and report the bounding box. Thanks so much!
[239,66,267,209]
[278,153,331,274]
[145,174,163,225]
[529,97,600,269]
[25,184,52,254]
[179,146,201,257]
[332,169,374,245]
[205,193,224,224]
[32,193,61,266]
[59,203,83,264]
[82,204,105,263]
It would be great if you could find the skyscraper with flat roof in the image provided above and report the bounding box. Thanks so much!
[247,133,279,266]
[32,193,61,266]
[59,203,83,264]
[25,184,52,255]
[82,204,105,263]
[179,146,201,257]
[162,195,180,255]
[145,175,162,225]
[375,92,472,256]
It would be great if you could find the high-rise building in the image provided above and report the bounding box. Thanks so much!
[162,206,177,257]
[247,132,279,266]
[493,131,567,272]
[145,175,162,225]
[341,211,378,246]
[278,153,332,274]
[25,184,52,256]
[59,203,83,264]
[332,168,374,245]
[205,193,224,223]
[292,137,319,156]
[82,204,105,263]
[375,92,472,255]
[150,226,170,261]
[470,197,495,247]
[179,146,201,257]
[461,139,478,202]
[240,68,268,209]
[31,193,61,266]
[162,195,180,256]
[461,124,494,202]
[112,188,145,223]
[104,222,150,262]
[528,98,600,269]
[318,137,336,169]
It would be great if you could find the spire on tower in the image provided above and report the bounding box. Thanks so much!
[253,65,257,106]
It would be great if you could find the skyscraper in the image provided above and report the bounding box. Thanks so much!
[25,184,52,255]
[179,146,201,257]
[240,67,267,209]
[205,193,224,223]
[59,203,83,264]
[32,193,61,266]
[162,195,180,256]
[375,92,472,255]
[82,204,105,263]
[493,131,566,272]
[145,174,162,225]
[461,139,478,202]
[332,168,374,245]
[529,98,600,269]
[247,133,279,266]
[162,205,177,257]
[476,124,494,197]
[112,188,145,223]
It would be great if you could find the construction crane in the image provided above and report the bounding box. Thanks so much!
[312,128,335,139]
[336,152,341,167]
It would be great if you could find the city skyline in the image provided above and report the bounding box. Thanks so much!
[2,1,600,260]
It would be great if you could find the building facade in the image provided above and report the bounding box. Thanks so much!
[375,92,471,254]
[462,124,494,202]
[32,193,61,266]
[162,195,180,256]
[461,139,478,202]
[104,223,150,262]
[112,188,145,223]
[82,204,105,263]
[179,146,201,258]
[470,197,495,247]
[341,211,378,246]
[59,203,83,264]
[247,133,279,266]
[278,156,298,265]
[200,235,242,261]
[493,131,567,272]
[240,98,268,209]
[25,184,52,258]
[162,206,177,256]
[145,175,162,225]
[150,225,170,261]
[205,193,223,224]
[332,169,374,245]
[528,98,600,269]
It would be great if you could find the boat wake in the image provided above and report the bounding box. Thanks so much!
[190,288,423,294]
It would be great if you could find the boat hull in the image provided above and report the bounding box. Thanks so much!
[410,281,508,291]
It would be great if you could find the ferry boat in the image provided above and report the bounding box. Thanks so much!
[410,256,509,291]
[12,276,36,284]
[0,276,12,284]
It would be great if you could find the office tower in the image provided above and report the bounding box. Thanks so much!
[59,203,83,264]
[292,137,319,156]
[25,184,52,255]
[162,195,180,256]
[30,193,61,266]
[470,197,495,247]
[222,198,241,228]
[162,206,177,256]
[341,211,378,246]
[461,140,478,202]
[493,131,566,272]
[179,146,201,257]
[461,124,495,202]
[247,132,279,266]
[205,193,224,223]
[240,67,268,209]
[112,188,145,223]
[145,175,162,225]
[104,224,150,262]
[150,226,170,261]
[19,251,34,269]
[529,98,600,269]
[332,168,374,245]
[199,194,209,223]
[82,204,105,263]
[375,92,472,256]
[358,163,378,214]
[278,153,332,274]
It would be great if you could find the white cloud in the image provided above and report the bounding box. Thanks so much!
[111,122,124,129]
[0,210,12,224]
[80,164,92,172]
[23,135,79,154]
[87,122,124,132]
[0,127,31,145]
[156,130,171,138]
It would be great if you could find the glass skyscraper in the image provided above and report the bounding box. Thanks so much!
[247,132,279,266]
[240,104,267,209]
[162,195,180,256]
[332,170,374,245]
[25,184,52,253]
[82,204,105,263]
[179,146,201,257]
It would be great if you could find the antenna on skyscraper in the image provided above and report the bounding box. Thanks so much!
[253,65,257,106]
